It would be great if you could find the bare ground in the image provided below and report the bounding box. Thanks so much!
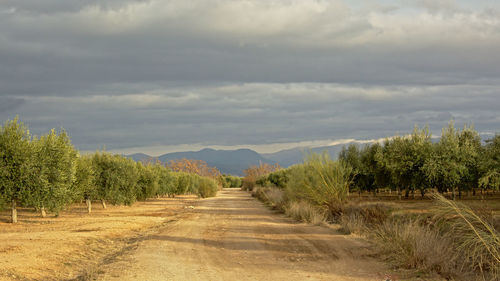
[98,189,390,281]
[0,195,198,281]
[0,189,397,281]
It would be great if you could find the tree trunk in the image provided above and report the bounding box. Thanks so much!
[398,187,402,200]
[86,199,92,214]
[404,188,409,199]
[458,190,462,199]
[101,199,107,209]
[420,189,425,199]
[411,189,415,199]
[11,200,17,223]
[452,187,456,200]
[473,188,476,196]
[41,206,47,218]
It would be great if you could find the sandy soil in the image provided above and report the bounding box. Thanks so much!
[0,195,198,281]
[0,189,400,281]
[98,189,390,281]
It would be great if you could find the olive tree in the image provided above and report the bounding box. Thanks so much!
[26,129,77,217]
[73,155,97,213]
[479,135,500,193]
[423,121,465,200]
[92,152,139,207]
[0,117,32,223]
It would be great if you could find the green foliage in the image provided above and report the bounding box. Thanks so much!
[266,168,289,188]
[154,164,177,197]
[25,129,78,213]
[197,177,218,198]
[379,126,432,197]
[176,173,193,195]
[479,135,500,191]
[0,116,219,223]
[221,175,242,188]
[286,152,352,220]
[333,122,495,198]
[0,117,33,210]
[72,155,97,201]
[136,162,159,201]
[91,152,139,206]
[423,122,465,196]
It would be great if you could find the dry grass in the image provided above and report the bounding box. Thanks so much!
[339,202,394,234]
[284,201,325,225]
[344,194,500,280]
[431,194,500,280]
[252,187,325,225]
[372,218,458,278]
[0,195,197,281]
[263,187,286,211]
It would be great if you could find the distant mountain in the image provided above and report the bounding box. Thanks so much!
[263,142,369,168]
[125,142,377,175]
[157,148,274,176]
[126,153,155,162]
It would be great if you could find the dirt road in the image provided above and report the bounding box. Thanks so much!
[99,189,388,281]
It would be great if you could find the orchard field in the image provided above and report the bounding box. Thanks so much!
[1,117,499,281]
[248,121,500,281]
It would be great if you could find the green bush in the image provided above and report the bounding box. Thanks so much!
[136,162,159,201]
[197,177,218,198]
[221,175,242,188]
[286,152,352,221]
[92,152,139,206]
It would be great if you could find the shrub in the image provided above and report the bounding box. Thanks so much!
[372,218,458,278]
[242,163,280,191]
[197,177,218,198]
[253,186,287,211]
[285,201,325,225]
[136,162,159,201]
[221,175,243,188]
[286,152,352,221]
[264,187,286,211]
[92,152,139,206]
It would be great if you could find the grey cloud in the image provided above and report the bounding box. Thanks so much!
[1,1,500,153]
[1,1,500,98]
[0,97,26,113]
[1,83,498,152]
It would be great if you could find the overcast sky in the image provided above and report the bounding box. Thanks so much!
[1,0,499,155]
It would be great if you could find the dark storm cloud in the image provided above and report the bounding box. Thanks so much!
[1,0,499,153]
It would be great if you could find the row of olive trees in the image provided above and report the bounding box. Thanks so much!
[0,117,218,223]
[220,175,243,188]
[339,122,499,199]
[258,122,499,200]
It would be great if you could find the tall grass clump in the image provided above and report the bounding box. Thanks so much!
[285,201,325,225]
[286,152,352,221]
[252,186,286,210]
[432,194,500,280]
[340,202,394,234]
[372,218,458,277]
